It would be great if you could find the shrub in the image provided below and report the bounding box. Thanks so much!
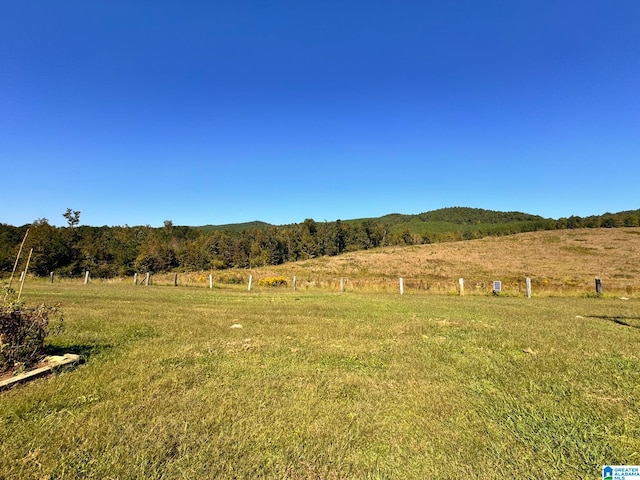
[0,302,64,373]
[257,276,288,287]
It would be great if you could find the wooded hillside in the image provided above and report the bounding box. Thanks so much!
[1,207,638,277]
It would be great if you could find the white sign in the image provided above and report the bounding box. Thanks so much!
[603,465,640,480]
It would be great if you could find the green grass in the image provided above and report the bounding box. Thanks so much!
[2,281,639,478]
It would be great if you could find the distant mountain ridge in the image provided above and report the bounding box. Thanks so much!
[198,207,549,231]
[199,220,272,233]
[344,207,555,239]
[195,205,639,244]
[350,206,546,226]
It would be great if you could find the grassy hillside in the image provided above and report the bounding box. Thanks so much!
[201,227,640,296]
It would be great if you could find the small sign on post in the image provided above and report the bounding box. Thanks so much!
[595,277,603,296]
[492,280,502,295]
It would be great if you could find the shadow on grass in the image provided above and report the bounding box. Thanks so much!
[587,315,640,329]
[44,342,114,360]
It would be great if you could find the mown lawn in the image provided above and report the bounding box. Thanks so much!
[1,281,639,478]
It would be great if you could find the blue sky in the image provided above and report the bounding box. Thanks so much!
[1,1,639,227]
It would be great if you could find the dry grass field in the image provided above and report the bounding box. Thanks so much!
[2,228,640,478]
[155,228,640,296]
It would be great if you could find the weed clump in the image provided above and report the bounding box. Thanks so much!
[257,276,288,287]
[0,301,64,374]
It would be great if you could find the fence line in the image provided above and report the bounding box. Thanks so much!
[33,271,630,297]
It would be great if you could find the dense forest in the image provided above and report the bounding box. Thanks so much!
[1,207,639,278]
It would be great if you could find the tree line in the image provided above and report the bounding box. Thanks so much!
[1,208,639,278]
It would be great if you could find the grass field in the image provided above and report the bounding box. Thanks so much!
[1,280,639,478]
[149,228,640,296]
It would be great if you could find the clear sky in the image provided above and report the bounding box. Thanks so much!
[1,1,639,227]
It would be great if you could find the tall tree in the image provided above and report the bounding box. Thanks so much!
[63,208,81,228]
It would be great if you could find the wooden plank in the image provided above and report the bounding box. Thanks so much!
[0,354,81,390]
